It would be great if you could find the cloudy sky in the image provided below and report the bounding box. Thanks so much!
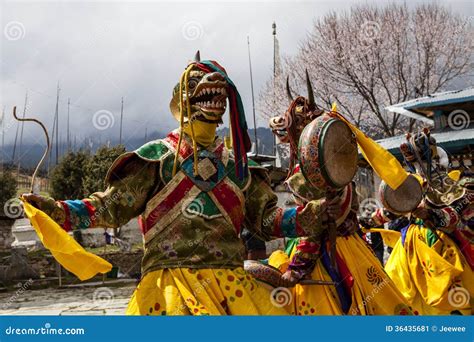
[1,0,472,148]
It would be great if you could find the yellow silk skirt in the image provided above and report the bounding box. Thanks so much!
[268,248,343,315]
[385,224,473,315]
[126,267,290,315]
[269,234,412,315]
[292,259,343,315]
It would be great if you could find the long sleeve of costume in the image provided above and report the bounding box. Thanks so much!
[48,156,161,231]
[244,170,325,241]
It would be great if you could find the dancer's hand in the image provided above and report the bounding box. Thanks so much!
[412,204,430,221]
[280,270,300,287]
[412,201,437,229]
[322,195,342,222]
[22,193,57,215]
[327,200,342,218]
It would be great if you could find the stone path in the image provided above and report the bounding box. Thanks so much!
[0,283,135,315]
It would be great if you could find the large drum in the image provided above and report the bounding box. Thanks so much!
[379,174,423,215]
[298,114,358,190]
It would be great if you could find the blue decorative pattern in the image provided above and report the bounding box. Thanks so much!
[321,243,351,313]
[180,150,225,192]
[400,224,410,246]
[64,200,92,229]
[281,207,298,237]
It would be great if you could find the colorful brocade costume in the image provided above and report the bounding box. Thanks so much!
[268,168,414,315]
[267,73,413,315]
[369,130,474,315]
[24,55,346,315]
[43,129,338,315]
[376,177,474,315]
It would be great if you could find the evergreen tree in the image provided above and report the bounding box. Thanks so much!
[0,171,17,217]
[83,145,126,194]
[50,150,91,200]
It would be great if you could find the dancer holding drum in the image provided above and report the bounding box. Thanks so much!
[372,130,473,315]
[266,72,413,315]
[21,54,352,315]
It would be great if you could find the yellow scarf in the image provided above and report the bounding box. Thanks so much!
[182,121,218,148]
[22,200,112,280]
[331,103,408,190]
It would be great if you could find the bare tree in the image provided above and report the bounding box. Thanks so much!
[258,3,472,138]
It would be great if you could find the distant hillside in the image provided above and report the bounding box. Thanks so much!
[217,127,275,155]
[1,127,276,169]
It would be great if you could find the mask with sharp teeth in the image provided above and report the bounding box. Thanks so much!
[169,52,251,181]
[170,63,228,124]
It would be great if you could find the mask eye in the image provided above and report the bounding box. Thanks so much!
[188,78,198,89]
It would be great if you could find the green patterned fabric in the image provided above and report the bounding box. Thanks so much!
[285,237,299,256]
[136,140,170,161]
[160,153,179,184]
[248,159,260,167]
[141,213,244,274]
[425,229,438,248]
[190,192,221,218]
[286,172,325,203]
[226,158,250,190]
[41,133,330,276]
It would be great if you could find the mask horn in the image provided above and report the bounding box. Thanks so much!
[305,69,315,109]
[286,76,294,103]
[194,50,201,62]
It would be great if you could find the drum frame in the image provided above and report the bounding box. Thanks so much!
[299,115,357,190]
[379,174,423,215]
